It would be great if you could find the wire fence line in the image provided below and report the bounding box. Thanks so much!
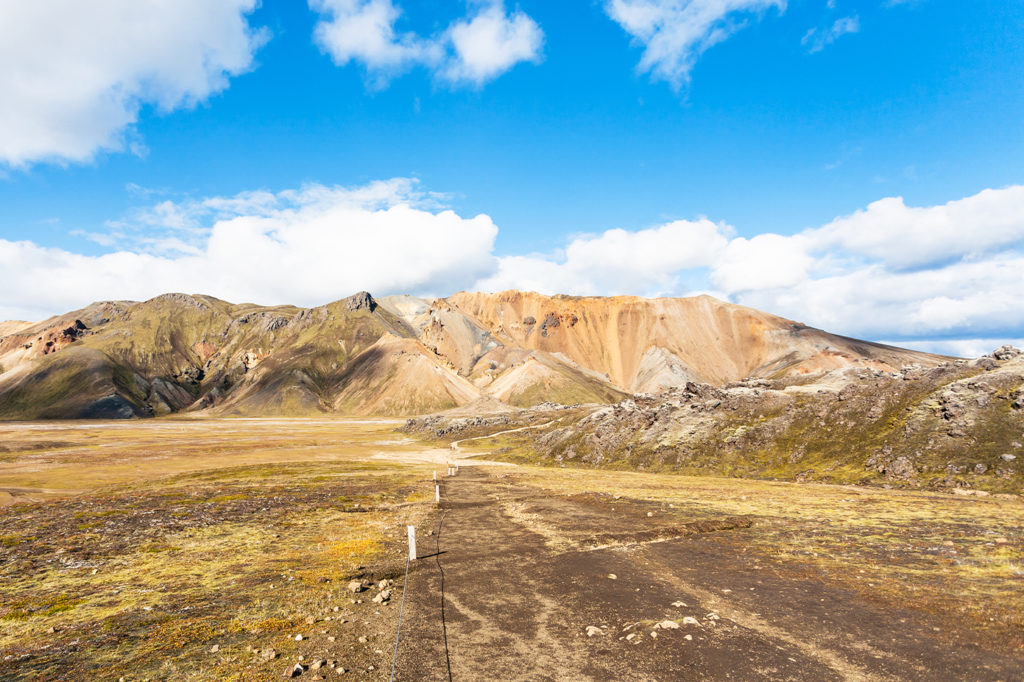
[388,548,412,682]
[389,471,455,682]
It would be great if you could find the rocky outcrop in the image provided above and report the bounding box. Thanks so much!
[345,291,377,312]
[418,349,1024,492]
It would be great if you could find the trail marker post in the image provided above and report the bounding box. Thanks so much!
[435,484,440,504]
[407,525,416,561]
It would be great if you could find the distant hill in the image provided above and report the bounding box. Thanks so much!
[0,290,947,419]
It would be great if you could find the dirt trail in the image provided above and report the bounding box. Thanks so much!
[447,419,561,454]
[392,468,1023,681]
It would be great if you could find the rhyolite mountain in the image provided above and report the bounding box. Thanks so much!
[0,290,946,419]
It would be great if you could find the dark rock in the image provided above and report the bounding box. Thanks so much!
[992,345,1022,360]
[344,292,377,312]
[886,456,917,481]
[79,395,137,419]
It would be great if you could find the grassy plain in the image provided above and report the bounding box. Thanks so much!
[2,418,1022,679]
[0,419,440,680]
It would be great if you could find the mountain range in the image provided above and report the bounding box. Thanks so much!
[0,290,945,419]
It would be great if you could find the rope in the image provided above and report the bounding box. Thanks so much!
[388,548,412,682]
[436,480,453,681]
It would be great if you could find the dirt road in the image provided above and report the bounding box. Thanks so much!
[392,468,1023,681]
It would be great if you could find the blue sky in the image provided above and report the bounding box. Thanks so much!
[1,0,1023,355]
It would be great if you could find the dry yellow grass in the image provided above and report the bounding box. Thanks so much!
[0,418,440,680]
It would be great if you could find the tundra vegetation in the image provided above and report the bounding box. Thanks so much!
[1,415,1021,679]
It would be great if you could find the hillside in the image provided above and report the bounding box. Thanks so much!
[404,346,1024,492]
[0,290,948,419]
[444,291,943,390]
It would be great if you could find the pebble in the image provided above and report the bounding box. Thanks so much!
[671,601,687,607]
[347,581,364,593]
[210,644,220,653]
[284,663,305,678]
[585,626,603,637]
[684,634,693,641]
[647,511,653,517]
[607,574,617,580]
[682,617,700,626]
[656,620,679,630]
[294,634,304,641]
[357,636,368,644]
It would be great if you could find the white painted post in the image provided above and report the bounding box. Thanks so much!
[407,525,416,561]
[435,484,440,504]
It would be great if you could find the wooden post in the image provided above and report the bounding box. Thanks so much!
[407,525,416,561]
[435,484,440,504]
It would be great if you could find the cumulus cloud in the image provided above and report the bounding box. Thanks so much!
[0,179,497,321]
[442,4,544,85]
[807,186,1024,270]
[310,0,542,86]
[2,182,1022,355]
[478,219,731,295]
[0,0,267,167]
[605,0,786,87]
[801,15,859,53]
[309,0,437,79]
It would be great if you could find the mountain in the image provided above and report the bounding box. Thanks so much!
[0,290,948,419]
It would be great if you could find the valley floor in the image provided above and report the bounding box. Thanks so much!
[0,419,1021,680]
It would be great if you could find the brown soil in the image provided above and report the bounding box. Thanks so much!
[393,468,1024,681]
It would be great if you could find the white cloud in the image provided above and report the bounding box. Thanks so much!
[711,233,812,292]
[309,0,437,81]
[880,338,1024,360]
[802,15,859,53]
[0,179,497,321]
[476,219,731,295]
[442,4,544,85]
[0,0,267,167]
[808,186,1024,269]
[310,0,542,86]
[605,0,786,87]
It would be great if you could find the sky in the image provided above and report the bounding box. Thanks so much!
[1,0,1022,357]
